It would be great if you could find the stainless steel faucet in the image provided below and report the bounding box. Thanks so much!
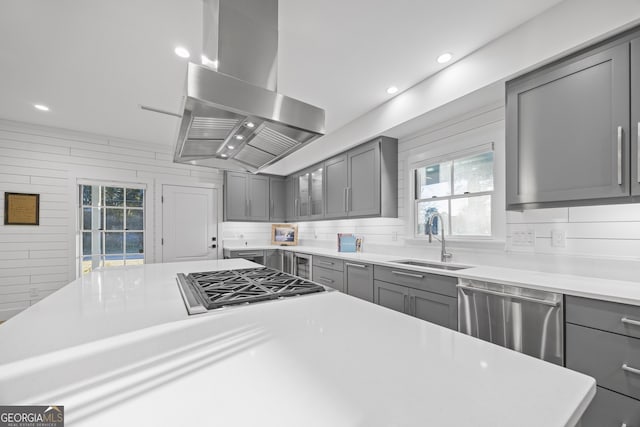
[427,213,452,263]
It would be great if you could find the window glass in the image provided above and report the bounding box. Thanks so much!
[416,200,448,236]
[126,209,144,230]
[451,195,492,236]
[126,188,144,207]
[105,209,124,230]
[105,233,123,254]
[104,187,124,207]
[415,161,452,198]
[126,232,144,254]
[453,152,494,195]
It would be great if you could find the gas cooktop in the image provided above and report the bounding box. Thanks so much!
[176,267,326,315]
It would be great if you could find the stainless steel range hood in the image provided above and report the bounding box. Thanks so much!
[173,0,326,173]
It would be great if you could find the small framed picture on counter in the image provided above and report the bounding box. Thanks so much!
[271,223,298,246]
[4,192,40,226]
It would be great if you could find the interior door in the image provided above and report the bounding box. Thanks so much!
[162,184,218,263]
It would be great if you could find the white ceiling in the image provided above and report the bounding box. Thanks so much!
[0,0,564,148]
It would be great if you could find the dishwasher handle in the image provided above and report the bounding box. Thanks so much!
[456,284,561,307]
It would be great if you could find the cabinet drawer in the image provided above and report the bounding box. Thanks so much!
[227,250,265,259]
[567,295,640,339]
[312,256,344,272]
[312,266,344,292]
[374,265,457,298]
[580,386,640,427]
[567,323,640,400]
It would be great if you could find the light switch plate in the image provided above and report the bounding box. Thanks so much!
[551,229,566,248]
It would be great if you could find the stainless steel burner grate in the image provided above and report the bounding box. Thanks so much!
[177,267,325,313]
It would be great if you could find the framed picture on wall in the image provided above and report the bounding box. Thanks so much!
[271,224,298,246]
[4,192,40,225]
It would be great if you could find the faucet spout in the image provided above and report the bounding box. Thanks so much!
[427,213,453,263]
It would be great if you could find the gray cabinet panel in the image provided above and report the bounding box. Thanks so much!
[269,178,286,222]
[566,323,640,400]
[264,249,282,271]
[324,154,348,219]
[224,172,248,220]
[567,295,640,340]
[285,176,296,221]
[506,43,630,209]
[312,256,343,272]
[348,142,380,217]
[410,288,457,329]
[580,386,640,427]
[248,175,269,221]
[297,171,310,217]
[309,165,324,219]
[632,38,640,198]
[313,266,344,292]
[345,262,374,302]
[373,265,457,298]
[374,280,408,313]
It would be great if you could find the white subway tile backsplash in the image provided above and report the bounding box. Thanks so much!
[506,208,569,224]
[569,204,640,222]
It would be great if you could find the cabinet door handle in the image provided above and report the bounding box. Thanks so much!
[410,295,416,315]
[622,363,640,375]
[317,261,334,266]
[344,188,347,212]
[621,317,640,327]
[345,262,367,269]
[245,199,248,216]
[271,199,274,211]
[317,277,334,283]
[308,196,312,215]
[237,252,259,256]
[347,187,351,211]
[392,270,424,279]
[294,199,298,216]
[404,294,408,313]
[617,125,623,185]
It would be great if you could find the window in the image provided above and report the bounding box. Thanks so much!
[414,151,493,238]
[79,184,145,274]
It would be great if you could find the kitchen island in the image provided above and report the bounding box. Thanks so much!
[0,259,594,426]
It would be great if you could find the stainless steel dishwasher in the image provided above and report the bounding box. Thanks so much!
[457,279,564,365]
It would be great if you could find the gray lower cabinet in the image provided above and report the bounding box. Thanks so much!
[224,249,265,265]
[264,249,282,271]
[566,295,640,425]
[373,278,457,330]
[224,171,270,221]
[313,266,344,292]
[506,41,631,209]
[579,386,640,427]
[269,178,286,222]
[344,262,374,302]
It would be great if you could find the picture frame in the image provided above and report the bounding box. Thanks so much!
[4,192,40,226]
[271,223,298,246]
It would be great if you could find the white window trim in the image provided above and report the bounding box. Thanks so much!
[404,120,506,245]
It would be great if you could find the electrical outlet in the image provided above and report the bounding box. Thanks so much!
[551,229,566,248]
[391,231,398,241]
[512,229,535,247]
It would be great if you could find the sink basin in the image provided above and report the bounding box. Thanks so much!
[390,260,469,271]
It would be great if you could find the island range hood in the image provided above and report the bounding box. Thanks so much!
[173,0,326,173]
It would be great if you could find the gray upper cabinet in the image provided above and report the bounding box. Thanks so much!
[223,171,272,222]
[285,176,297,221]
[506,42,631,209]
[632,37,640,198]
[345,262,374,303]
[324,155,348,219]
[294,164,324,220]
[348,142,381,216]
[269,177,286,222]
[323,136,398,219]
[224,172,249,220]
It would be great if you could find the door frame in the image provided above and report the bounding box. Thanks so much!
[154,179,223,263]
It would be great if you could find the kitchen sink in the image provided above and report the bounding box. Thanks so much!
[390,260,469,271]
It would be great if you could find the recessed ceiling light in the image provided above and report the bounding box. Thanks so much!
[34,104,49,111]
[386,86,398,94]
[227,145,235,150]
[174,46,190,59]
[220,153,228,158]
[437,52,453,64]
[246,122,255,128]
[235,135,244,140]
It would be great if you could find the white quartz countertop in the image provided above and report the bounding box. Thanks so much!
[225,244,640,306]
[0,260,594,427]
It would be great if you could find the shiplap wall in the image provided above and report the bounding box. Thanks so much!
[0,119,222,320]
